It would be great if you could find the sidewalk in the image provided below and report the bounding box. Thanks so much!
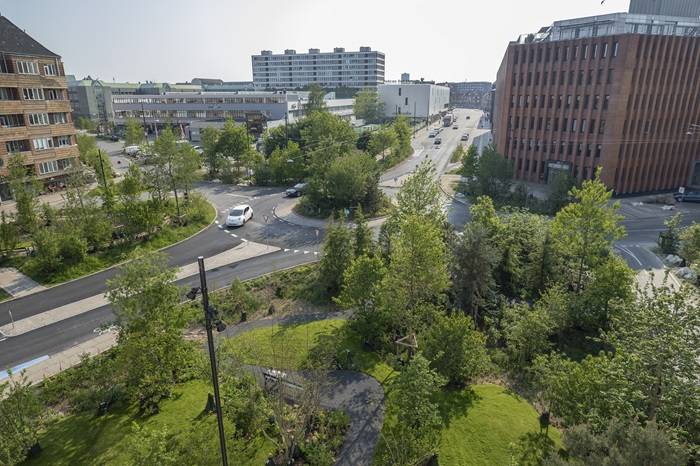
[273,198,387,230]
[0,267,45,297]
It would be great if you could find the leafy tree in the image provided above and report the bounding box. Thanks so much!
[659,213,682,255]
[76,133,98,163]
[353,207,374,257]
[219,371,271,439]
[510,432,556,466]
[392,116,412,159]
[216,119,253,181]
[465,144,513,201]
[502,302,555,368]
[460,143,479,178]
[106,253,192,413]
[335,254,387,309]
[450,144,466,164]
[76,116,97,132]
[451,222,499,322]
[546,419,689,466]
[394,160,444,222]
[6,153,39,233]
[200,127,221,177]
[305,83,327,113]
[262,121,302,156]
[0,212,18,255]
[124,117,145,146]
[32,228,62,273]
[172,144,201,206]
[547,171,576,214]
[353,89,384,123]
[325,152,379,209]
[679,221,700,265]
[318,220,355,296]
[126,424,179,466]
[301,111,356,155]
[551,171,625,291]
[0,374,43,466]
[423,313,488,385]
[263,141,306,185]
[367,127,397,161]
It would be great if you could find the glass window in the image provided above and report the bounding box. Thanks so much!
[43,63,58,76]
[23,88,44,100]
[39,160,59,175]
[28,113,49,126]
[33,137,54,150]
[16,60,38,74]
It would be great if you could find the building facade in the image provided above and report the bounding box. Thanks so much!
[629,0,700,18]
[378,83,450,119]
[0,16,79,191]
[447,81,493,110]
[67,76,114,124]
[493,12,700,194]
[252,47,385,89]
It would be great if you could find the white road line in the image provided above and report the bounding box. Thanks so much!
[617,245,643,267]
[226,193,252,199]
[214,220,219,224]
[284,248,290,252]
[217,225,223,229]
[303,251,309,254]
[241,238,248,242]
[230,233,236,237]
[314,252,318,256]
[293,250,299,253]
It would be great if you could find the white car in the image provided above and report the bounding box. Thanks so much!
[124,145,140,156]
[226,204,253,227]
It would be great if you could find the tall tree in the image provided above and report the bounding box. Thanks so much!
[460,144,479,178]
[465,144,513,201]
[0,374,43,466]
[353,206,374,257]
[325,152,379,209]
[216,119,253,180]
[124,117,145,147]
[551,171,625,291]
[367,127,397,161]
[149,126,177,208]
[318,220,355,296]
[392,116,412,158]
[353,88,384,123]
[6,153,39,233]
[305,83,327,113]
[200,127,221,177]
[394,160,444,221]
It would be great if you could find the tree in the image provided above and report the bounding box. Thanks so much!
[367,127,397,161]
[6,153,39,233]
[76,116,97,132]
[394,160,444,222]
[353,207,374,257]
[124,117,145,147]
[502,302,555,368]
[551,171,625,291]
[335,254,386,309]
[216,119,253,181]
[679,221,700,265]
[76,133,98,163]
[200,127,221,177]
[547,171,576,214]
[306,83,327,113]
[465,144,513,201]
[573,255,634,329]
[106,253,191,413]
[172,144,201,205]
[460,144,479,178]
[392,116,412,159]
[0,212,18,255]
[148,127,177,208]
[423,313,488,385]
[546,419,689,466]
[0,374,43,466]
[264,141,306,185]
[659,213,682,255]
[451,222,499,322]
[126,424,179,466]
[353,89,384,123]
[325,152,379,209]
[31,228,62,273]
[380,354,445,466]
[318,220,355,296]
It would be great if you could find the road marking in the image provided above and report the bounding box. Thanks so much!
[0,355,50,381]
[616,245,643,267]
[314,252,318,256]
[284,249,290,252]
[230,233,237,237]
[226,193,252,199]
[241,238,248,242]
[293,250,299,253]
[214,220,219,224]
[303,251,309,254]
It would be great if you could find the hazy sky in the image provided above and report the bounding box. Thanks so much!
[4,0,630,84]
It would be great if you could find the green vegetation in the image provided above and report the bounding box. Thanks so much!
[353,88,385,123]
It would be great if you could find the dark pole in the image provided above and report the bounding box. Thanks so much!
[198,257,229,466]
[140,100,147,135]
[96,149,112,209]
[284,111,289,148]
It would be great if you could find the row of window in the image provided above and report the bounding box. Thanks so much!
[508,139,604,158]
[5,135,74,153]
[510,93,610,112]
[512,68,614,88]
[0,112,69,128]
[38,158,73,175]
[510,115,607,135]
[513,157,598,182]
[0,87,66,101]
[513,41,619,65]
[113,96,286,105]
[115,110,274,119]
[5,59,59,76]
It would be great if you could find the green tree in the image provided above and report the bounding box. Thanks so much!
[659,213,682,255]
[394,160,444,221]
[325,152,379,209]
[318,220,355,296]
[392,115,412,159]
[76,133,98,163]
[502,302,555,368]
[573,255,634,329]
[216,119,253,181]
[423,313,488,385]
[679,221,700,264]
[126,424,179,466]
[200,127,221,177]
[6,153,39,233]
[547,171,575,214]
[551,171,625,291]
[147,127,177,208]
[0,374,43,466]
[124,117,145,147]
[465,144,513,201]
[353,88,384,123]
[353,207,374,257]
[335,254,387,309]
[76,116,97,132]
[172,144,201,207]
[106,253,191,413]
[450,144,467,164]
[367,127,397,161]
[0,212,18,255]
[306,83,327,113]
[32,228,62,273]
[265,141,306,185]
[301,111,356,155]
[460,142,479,178]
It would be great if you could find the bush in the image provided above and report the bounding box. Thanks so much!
[183,193,212,225]
[58,231,88,265]
[32,228,62,273]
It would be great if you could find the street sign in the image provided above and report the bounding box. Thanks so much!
[679,186,686,194]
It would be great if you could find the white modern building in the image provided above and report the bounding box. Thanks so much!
[251,47,385,89]
[378,83,450,119]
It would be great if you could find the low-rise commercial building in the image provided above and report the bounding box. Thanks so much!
[0,15,79,193]
[447,81,493,110]
[67,76,114,125]
[378,82,450,120]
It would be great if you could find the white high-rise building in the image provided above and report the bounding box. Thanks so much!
[252,47,385,89]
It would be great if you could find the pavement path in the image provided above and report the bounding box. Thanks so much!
[0,267,46,297]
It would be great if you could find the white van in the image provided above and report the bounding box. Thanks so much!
[124,145,140,156]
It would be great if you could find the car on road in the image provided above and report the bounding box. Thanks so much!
[124,145,140,156]
[461,134,469,141]
[434,137,442,145]
[452,125,458,129]
[674,191,700,203]
[286,182,307,197]
[226,204,253,226]
[428,130,437,138]
[110,134,119,142]
[466,116,471,120]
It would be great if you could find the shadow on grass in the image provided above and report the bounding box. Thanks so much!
[436,387,480,428]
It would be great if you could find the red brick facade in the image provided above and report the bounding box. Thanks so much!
[493,34,700,195]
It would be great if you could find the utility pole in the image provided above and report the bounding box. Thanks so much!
[96,149,112,209]
[284,111,289,148]
[197,257,229,466]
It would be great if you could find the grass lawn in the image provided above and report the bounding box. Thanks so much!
[25,380,274,466]
[437,384,562,466]
[7,200,215,285]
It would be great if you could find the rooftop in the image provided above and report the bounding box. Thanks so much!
[0,15,59,58]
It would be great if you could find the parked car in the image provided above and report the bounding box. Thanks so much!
[466,116,471,120]
[434,137,442,145]
[286,183,307,197]
[674,191,700,203]
[226,204,253,226]
[124,145,140,156]
[461,134,469,141]
[428,130,437,138]
[110,134,119,142]
[452,125,458,129]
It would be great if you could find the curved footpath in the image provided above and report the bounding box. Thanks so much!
[222,311,385,466]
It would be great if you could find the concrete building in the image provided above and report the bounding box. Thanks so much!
[400,72,410,82]
[378,82,450,120]
[67,76,114,124]
[111,91,355,141]
[0,16,79,193]
[629,0,700,17]
[191,78,255,92]
[447,81,493,110]
[493,8,700,195]
[252,47,385,89]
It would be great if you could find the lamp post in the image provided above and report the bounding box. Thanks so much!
[187,257,229,466]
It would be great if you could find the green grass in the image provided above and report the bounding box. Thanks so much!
[7,200,215,285]
[436,384,561,466]
[25,380,274,466]
[0,287,10,301]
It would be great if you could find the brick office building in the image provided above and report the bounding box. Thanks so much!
[493,11,700,195]
[0,16,79,195]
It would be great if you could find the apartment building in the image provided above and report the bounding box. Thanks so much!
[493,10,700,194]
[0,16,78,193]
[252,47,385,89]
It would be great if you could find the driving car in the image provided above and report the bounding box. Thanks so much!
[674,191,700,203]
[124,145,140,156]
[428,130,437,138]
[461,134,469,141]
[434,137,442,145]
[286,182,307,197]
[226,204,253,226]
[453,125,458,129]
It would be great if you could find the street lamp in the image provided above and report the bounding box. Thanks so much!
[187,256,229,466]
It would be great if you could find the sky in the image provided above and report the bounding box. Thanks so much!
[3,0,630,84]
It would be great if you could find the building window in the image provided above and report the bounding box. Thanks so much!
[593,95,600,110]
[581,119,587,133]
[599,119,606,135]
[0,114,24,127]
[45,89,64,100]
[577,71,584,85]
[589,119,596,134]
[55,135,72,147]
[595,144,602,157]
[613,41,619,57]
[584,95,590,109]
[57,158,72,170]
[398,87,401,96]
[602,43,609,58]
[572,119,577,133]
[33,137,54,150]
[562,118,568,132]
[0,87,19,100]
[566,95,572,109]
[607,69,613,84]
[50,113,67,124]
[22,88,44,100]
[551,71,557,85]
[28,113,49,126]
[603,95,610,110]
[39,160,59,175]
[592,44,598,58]
[575,95,581,109]
[43,63,58,76]
[16,60,38,75]
[583,44,589,59]
[6,140,29,153]
[587,70,593,85]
